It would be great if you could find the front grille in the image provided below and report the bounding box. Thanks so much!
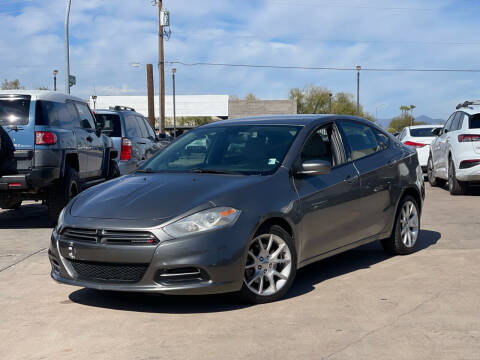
[62,228,158,245]
[69,259,148,283]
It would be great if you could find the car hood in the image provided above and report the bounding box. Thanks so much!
[70,172,268,220]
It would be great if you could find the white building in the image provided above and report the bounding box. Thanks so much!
[90,95,229,118]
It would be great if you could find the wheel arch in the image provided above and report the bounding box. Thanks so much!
[388,186,422,238]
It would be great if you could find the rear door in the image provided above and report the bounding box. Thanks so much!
[433,114,454,177]
[337,120,397,240]
[137,116,160,158]
[0,95,34,174]
[135,115,154,159]
[74,102,103,178]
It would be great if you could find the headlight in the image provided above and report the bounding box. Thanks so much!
[163,207,241,238]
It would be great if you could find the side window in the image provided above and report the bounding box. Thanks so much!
[339,121,380,161]
[135,116,149,138]
[456,113,465,130]
[451,112,461,132]
[54,102,74,130]
[301,124,344,167]
[74,102,95,129]
[66,102,80,128]
[125,115,140,137]
[443,114,454,134]
[35,101,59,127]
[142,118,156,139]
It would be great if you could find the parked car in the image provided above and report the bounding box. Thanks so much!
[93,106,166,174]
[0,91,119,222]
[49,115,424,304]
[398,125,443,173]
[428,101,480,195]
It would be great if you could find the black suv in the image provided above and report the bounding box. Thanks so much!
[0,91,119,222]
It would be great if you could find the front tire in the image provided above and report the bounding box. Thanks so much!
[381,195,420,255]
[47,165,79,223]
[238,225,297,304]
[448,159,467,195]
[427,155,446,187]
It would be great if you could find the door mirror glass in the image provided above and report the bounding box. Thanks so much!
[297,160,331,176]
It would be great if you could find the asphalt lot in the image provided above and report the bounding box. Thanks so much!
[0,185,479,360]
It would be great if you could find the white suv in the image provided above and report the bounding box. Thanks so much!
[427,101,480,195]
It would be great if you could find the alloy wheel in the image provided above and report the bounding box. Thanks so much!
[399,201,419,248]
[427,158,435,183]
[244,234,292,296]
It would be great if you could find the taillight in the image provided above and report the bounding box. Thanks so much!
[35,131,57,145]
[458,134,480,142]
[404,141,426,148]
[120,137,132,161]
[459,159,480,169]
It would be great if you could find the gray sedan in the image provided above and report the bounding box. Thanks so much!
[49,115,424,303]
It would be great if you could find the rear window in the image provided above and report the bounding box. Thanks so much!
[94,113,122,137]
[410,128,441,137]
[0,95,31,126]
[470,114,480,129]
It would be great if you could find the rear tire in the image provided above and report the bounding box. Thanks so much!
[427,155,446,187]
[381,195,420,255]
[238,225,297,304]
[448,158,467,195]
[107,160,120,180]
[47,165,79,223]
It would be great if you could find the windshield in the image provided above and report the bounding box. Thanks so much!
[410,127,442,137]
[141,124,301,175]
[0,96,31,126]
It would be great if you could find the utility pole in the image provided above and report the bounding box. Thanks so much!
[328,93,332,113]
[156,0,166,133]
[172,68,177,138]
[65,0,72,94]
[146,64,155,129]
[356,65,361,115]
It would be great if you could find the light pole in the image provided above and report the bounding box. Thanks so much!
[375,103,386,122]
[53,70,58,91]
[65,0,71,94]
[172,68,176,138]
[356,65,361,115]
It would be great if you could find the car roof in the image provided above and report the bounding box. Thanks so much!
[200,114,371,128]
[95,108,140,115]
[0,90,86,103]
[457,106,480,116]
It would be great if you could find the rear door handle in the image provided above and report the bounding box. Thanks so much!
[137,141,146,145]
[344,174,358,184]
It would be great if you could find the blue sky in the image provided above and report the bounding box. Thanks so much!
[1,0,480,119]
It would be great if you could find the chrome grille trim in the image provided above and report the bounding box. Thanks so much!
[61,228,159,245]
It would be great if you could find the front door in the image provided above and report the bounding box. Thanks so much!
[295,123,362,262]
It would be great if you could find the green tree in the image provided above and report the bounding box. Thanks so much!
[1,79,24,90]
[289,85,374,121]
[244,93,257,101]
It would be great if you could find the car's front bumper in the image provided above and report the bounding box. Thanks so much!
[48,223,250,295]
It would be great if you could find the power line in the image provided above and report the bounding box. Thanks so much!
[165,61,480,73]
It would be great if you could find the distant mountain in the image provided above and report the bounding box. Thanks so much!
[376,115,445,129]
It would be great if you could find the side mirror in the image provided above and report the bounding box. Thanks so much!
[431,128,441,136]
[296,160,331,176]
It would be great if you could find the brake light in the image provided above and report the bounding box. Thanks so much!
[458,134,480,142]
[459,159,480,169]
[404,141,426,148]
[35,131,57,145]
[120,137,132,161]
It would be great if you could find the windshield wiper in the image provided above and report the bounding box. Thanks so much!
[136,167,154,173]
[190,168,242,175]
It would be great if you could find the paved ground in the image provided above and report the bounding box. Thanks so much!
[0,185,479,360]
